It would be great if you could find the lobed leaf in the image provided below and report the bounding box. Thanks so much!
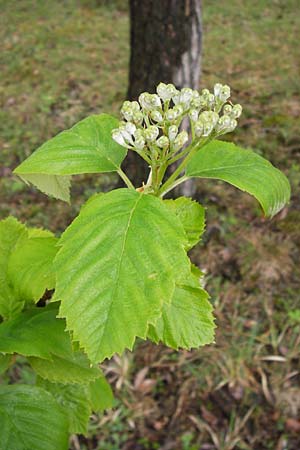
[186,140,291,217]
[14,114,127,201]
[28,351,101,385]
[164,197,205,250]
[37,378,91,435]
[0,217,58,319]
[148,268,215,349]
[89,375,114,413]
[0,217,27,319]
[54,188,191,362]
[0,384,69,450]
[0,305,72,360]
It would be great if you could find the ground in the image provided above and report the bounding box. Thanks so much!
[0,0,300,449]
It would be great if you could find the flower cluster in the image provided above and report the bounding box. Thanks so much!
[112,82,242,160]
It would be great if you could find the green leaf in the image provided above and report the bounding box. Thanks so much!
[0,384,69,450]
[148,269,215,350]
[0,217,27,319]
[164,197,205,250]
[89,375,114,412]
[14,114,127,201]
[186,140,291,217]
[54,188,190,362]
[0,305,73,360]
[8,236,58,303]
[37,378,91,435]
[0,303,101,384]
[29,351,101,384]
[0,217,58,319]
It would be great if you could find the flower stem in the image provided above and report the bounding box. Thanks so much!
[117,168,135,189]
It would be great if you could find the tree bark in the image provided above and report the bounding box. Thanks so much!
[125,0,202,187]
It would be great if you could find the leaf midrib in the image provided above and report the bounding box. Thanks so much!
[188,162,268,173]
[96,193,143,357]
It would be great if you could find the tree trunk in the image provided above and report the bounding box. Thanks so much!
[124,0,202,188]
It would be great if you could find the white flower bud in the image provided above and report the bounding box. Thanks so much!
[189,109,199,122]
[195,120,204,137]
[201,88,210,98]
[180,88,193,106]
[207,93,215,109]
[132,111,143,125]
[203,122,214,137]
[227,119,237,132]
[198,111,219,136]
[150,110,163,123]
[134,137,145,150]
[144,125,159,142]
[156,135,169,149]
[199,111,219,127]
[191,90,201,108]
[173,131,188,151]
[166,109,177,121]
[168,125,178,142]
[121,100,140,121]
[139,92,161,110]
[157,83,178,101]
[112,129,126,146]
[214,83,223,97]
[166,105,183,121]
[215,115,232,133]
[223,104,233,115]
[125,122,136,135]
[174,104,184,115]
[231,104,242,118]
[218,85,231,102]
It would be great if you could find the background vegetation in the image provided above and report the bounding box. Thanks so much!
[1,0,299,449]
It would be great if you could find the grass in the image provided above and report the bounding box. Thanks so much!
[1,0,300,449]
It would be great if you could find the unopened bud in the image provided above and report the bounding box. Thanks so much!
[125,122,136,135]
[156,136,169,149]
[217,84,231,102]
[132,111,143,125]
[150,110,163,123]
[168,125,178,142]
[189,109,199,122]
[195,120,204,137]
[121,100,140,121]
[139,92,161,110]
[231,104,242,118]
[144,125,159,142]
[215,115,232,133]
[112,129,126,146]
[223,104,233,115]
[174,131,188,151]
[157,82,178,101]
[180,88,193,106]
[198,111,219,136]
[228,119,237,132]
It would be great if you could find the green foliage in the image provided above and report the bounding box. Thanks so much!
[0,384,69,450]
[3,81,291,448]
[186,140,291,217]
[0,305,72,359]
[36,379,93,435]
[164,197,206,250]
[148,268,215,349]
[54,188,191,362]
[0,217,58,319]
[14,114,127,202]
[89,375,114,413]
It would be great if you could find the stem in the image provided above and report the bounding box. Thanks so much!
[159,176,189,197]
[117,168,135,189]
[158,137,211,196]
